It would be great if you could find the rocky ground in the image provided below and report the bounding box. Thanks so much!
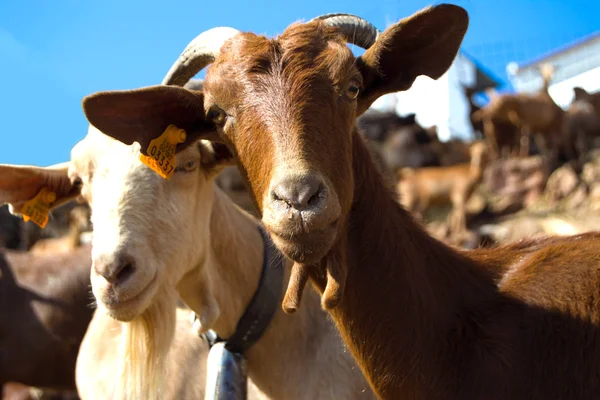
[426,150,600,248]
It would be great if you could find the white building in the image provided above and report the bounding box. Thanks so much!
[507,32,600,109]
[369,51,500,142]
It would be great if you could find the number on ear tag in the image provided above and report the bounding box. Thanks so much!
[21,187,56,228]
[139,125,187,179]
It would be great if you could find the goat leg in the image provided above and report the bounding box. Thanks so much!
[519,127,531,158]
[576,130,587,164]
[483,119,500,160]
[282,262,310,314]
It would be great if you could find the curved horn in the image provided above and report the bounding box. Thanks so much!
[162,26,241,87]
[183,79,205,91]
[310,13,380,49]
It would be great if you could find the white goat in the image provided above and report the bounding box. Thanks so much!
[0,127,374,400]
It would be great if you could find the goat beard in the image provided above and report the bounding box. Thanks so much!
[282,234,348,313]
[114,287,177,400]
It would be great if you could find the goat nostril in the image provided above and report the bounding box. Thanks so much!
[116,262,135,284]
[306,185,323,207]
[95,255,136,285]
[271,176,325,210]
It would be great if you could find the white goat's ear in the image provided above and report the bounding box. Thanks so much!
[0,163,80,225]
[199,141,235,174]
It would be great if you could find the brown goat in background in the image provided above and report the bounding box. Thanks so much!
[464,86,485,139]
[29,207,91,255]
[565,87,600,162]
[473,64,565,160]
[0,245,93,399]
[397,140,489,234]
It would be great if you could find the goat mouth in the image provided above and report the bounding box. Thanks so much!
[267,220,338,264]
[100,273,158,321]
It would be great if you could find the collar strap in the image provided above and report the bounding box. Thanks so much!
[202,224,284,354]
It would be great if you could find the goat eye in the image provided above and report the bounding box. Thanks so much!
[184,160,199,172]
[346,84,360,100]
[208,107,227,125]
[175,159,200,173]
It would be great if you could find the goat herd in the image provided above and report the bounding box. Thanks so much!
[2,4,600,400]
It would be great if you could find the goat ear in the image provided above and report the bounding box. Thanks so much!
[0,163,80,220]
[82,85,218,156]
[357,4,469,113]
[573,87,591,102]
[403,113,417,125]
[199,141,236,174]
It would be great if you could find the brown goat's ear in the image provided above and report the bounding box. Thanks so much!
[573,87,591,102]
[0,163,80,225]
[357,4,469,113]
[82,85,218,156]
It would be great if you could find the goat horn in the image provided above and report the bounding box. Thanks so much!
[162,26,241,87]
[310,13,380,49]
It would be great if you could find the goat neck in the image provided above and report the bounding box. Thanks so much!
[179,185,373,399]
[312,130,503,398]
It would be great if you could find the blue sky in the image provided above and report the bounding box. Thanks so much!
[1,0,598,166]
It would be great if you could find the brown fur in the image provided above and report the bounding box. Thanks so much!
[379,125,469,171]
[0,206,22,250]
[29,207,90,254]
[573,87,600,118]
[473,65,565,160]
[2,383,78,400]
[565,88,600,161]
[396,141,489,234]
[464,86,484,139]
[81,4,600,399]
[0,245,93,399]
[425,127,472,166]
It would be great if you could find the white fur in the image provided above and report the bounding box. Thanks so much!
[71,126,374,399]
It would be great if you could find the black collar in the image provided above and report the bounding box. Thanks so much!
[201,224,284,354]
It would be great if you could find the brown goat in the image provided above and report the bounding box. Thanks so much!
[2,383,78,400]
[0,206,22,250]
[379,123,440,169]
[0,245,93,399]
[425,126,472,166]
[473,65,564,160]
[82,5,600,399]
[29,206,91,254]
[573,87,600,117]
[363,116,471,181]
[357,112,441,180]
[565,87,600,161]
[464,86,484,139]
[397,140,489,234]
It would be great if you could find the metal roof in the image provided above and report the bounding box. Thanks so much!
[459,49,504,92]
[517,31,600,70]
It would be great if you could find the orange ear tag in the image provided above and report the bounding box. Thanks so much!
[21,187,56,228]
[139,125,187,179]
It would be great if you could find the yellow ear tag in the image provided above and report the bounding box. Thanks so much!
[139,125,187,179]
[21,187,56,229]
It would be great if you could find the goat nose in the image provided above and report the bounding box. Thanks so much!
[271,175,325,210]
[93,253,136,285]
